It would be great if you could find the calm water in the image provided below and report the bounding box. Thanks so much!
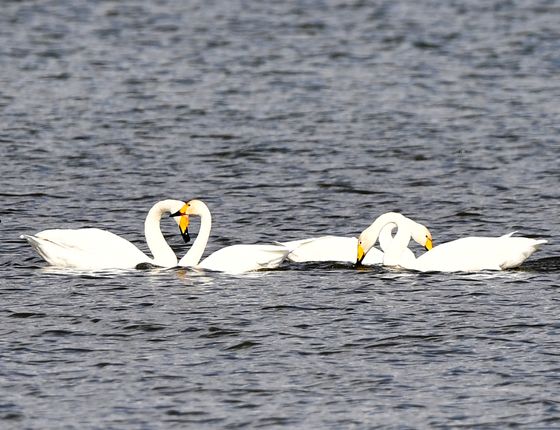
[1,0,560,428]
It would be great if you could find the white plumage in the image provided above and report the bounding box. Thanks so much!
[21,199,185,270]
[173,200,290,274]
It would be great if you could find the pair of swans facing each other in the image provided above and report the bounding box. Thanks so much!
[20,199,288,274]
[21,200,547,273]
[280,214,432,266]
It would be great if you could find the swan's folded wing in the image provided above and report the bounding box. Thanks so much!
[21,228,149,269]
[413,237,502,272]
[414,236,547,272]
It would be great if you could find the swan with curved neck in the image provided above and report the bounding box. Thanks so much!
[357,212,433,265]
[21,199,186,270]
[357,213,547,272]
[171,199,290,274]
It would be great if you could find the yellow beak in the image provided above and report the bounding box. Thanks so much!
[357,243,365,264]
[179,215,190,243]
[425,236,433,251]
[179,215,189,233]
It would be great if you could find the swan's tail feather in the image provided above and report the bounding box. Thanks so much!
[277,238,318,252]
[275,240,311,263]
[20,234,36,243]
[500,237,548,269]
[500,231,517,238]
[20,234,55,264]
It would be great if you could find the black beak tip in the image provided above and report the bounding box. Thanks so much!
[181,230,191,243]
[169,210,181,218]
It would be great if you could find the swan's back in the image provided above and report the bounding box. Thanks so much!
[21,228,149,270]
[198,244,290,274]
[282,236,357,263]
[414,235,547,272]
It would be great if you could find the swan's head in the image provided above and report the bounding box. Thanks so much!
[357,227,379,265]
[169,201,191,243]
[411,223,433,251]
[356,236,372,265]
[169,200,210,243]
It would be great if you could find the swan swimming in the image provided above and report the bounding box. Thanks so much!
[357,213,547,272]
[20,199,187,270]
[170,199,290,274]
[281,216,432,265]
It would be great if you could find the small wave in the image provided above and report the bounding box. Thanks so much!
[516,257,560,272]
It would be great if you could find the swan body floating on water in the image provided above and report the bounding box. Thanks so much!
[171,199,290,274]
[281,216,432,265]
[358,213,547,272]
[281,235,384,265]
[20,200,186,270]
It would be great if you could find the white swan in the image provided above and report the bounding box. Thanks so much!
[358,213,547,272]
[281,235,384,264]
[170,199,290,274]
[283,216,432,265]
[20,199,187,270]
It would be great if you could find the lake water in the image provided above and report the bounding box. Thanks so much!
[1,0,559,428]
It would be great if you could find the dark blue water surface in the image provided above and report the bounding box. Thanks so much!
[1,0,560,428]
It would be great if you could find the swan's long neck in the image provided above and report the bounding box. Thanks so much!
[378,223,397,252]
[382,221,414,267]
[144,200,179,267]
[179,200,212,266]
[360,213,414,266]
